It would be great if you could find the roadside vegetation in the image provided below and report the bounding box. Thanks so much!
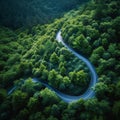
[0,0,120,120]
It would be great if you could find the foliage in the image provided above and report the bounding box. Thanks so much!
[0,0,88,29]
[0,0,120,120]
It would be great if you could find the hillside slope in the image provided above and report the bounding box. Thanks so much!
[0,0,120,120]
[0,0,88,29]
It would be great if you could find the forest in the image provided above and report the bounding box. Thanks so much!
[0,0,88,29]
[0,0,120,120]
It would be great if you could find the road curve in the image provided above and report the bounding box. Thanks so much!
[8,31,98,103]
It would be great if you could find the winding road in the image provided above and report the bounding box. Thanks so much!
[8,30,98,103]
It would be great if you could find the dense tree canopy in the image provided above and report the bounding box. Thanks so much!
[0,0,120,120]
[0,0,88,29]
